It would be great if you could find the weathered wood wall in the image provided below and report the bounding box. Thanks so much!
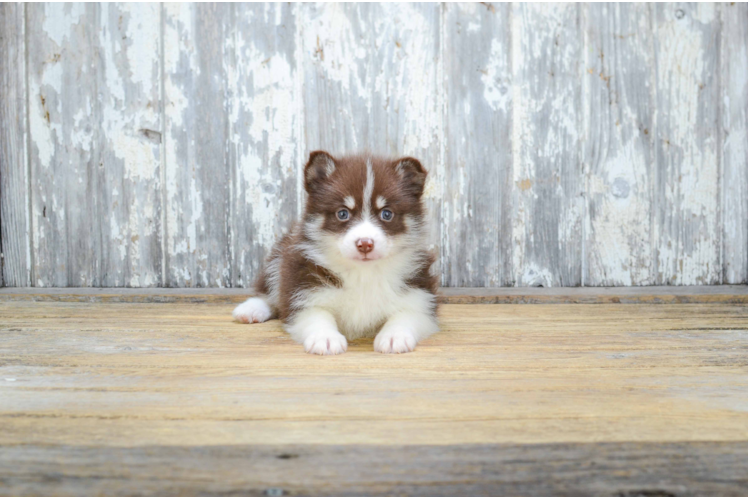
[1,3,746,288]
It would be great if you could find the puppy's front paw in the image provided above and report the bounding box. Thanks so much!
[303,331,348,355]
[233,298,272,324]
[374,328,417,354]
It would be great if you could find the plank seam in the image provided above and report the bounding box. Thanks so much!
[1,285,746,305]
[294,3,304,223]
[24,2,33,287]
[580,3,588,287]
[227,3,236,288]
[648,3,659,285]
[0,4,4,287]
[94,3,102,286]
[438,2,446,287]
[159,3,168,287]
[578,2,584,287]
[505,3,514,287]
[717,2,725,285]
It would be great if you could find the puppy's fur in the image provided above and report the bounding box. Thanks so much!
[232,151,439,355]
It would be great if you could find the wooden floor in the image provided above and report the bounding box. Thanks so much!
[1,288,747,495]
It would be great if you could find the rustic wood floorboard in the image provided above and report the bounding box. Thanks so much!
[1,298,747,495]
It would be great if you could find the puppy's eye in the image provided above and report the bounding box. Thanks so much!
[380,209,394,221]
[337,209,350,221]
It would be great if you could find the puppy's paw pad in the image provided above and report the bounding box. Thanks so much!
[303,331,348,355]
[374,329,417,354]
[232,298,272,324]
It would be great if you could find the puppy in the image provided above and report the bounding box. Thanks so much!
[232,151,439,355]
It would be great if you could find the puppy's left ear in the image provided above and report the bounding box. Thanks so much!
[393,157,427,198]
[304,150,336,193]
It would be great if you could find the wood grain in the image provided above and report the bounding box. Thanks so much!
[1,285,747,304]
[163,3,232,287]
[231,3,299,288]
[653,4,721,285]
[442,3,512,287]
[583,4,655,286]
[720,2,748,284]
[27,4,101,286]
[2,298,747,493]
[2,442,747,496]
[95,3,163,287]
[1,301,747,448]
[511,4,584,287]
[25,4,163,287]
[0,3,30,287]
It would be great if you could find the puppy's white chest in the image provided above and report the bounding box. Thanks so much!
[314,267,404,338]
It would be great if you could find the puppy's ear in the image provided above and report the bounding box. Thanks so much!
[304,151,336,193]
[393,157,427,198]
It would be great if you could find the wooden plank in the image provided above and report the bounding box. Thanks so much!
[0,3,30,287]
[653,4,721,285]
[2,300,747,493]
[27,4,100,286]
[230,3,299,288]
[511,4,584,287]
[299,3,443,265]
[1,302,747,448]
[25,4,163,287]
[442,3,511,287]
[1,442,747,496]
[163,3,232,287]
[95,3,163,287]
[720,2,748,284]
[438,285,748,304]
[0,285,747,304]
[583,4,655,286]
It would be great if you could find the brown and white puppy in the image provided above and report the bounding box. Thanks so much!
[232,151,439,355]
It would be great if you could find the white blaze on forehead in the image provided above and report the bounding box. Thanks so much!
[376,196,387,209]
[362,157,375,218]
[344,196,356,210]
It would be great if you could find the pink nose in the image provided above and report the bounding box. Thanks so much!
[356,238,374,254]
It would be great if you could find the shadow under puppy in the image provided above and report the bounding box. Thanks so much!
[233,151,439,355]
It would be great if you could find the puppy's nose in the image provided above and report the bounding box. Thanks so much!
[356,238,374,254]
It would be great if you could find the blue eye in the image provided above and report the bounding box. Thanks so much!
[380,209,393,221]
[337,209,350,221]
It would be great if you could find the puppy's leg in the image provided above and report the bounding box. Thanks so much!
[232,296,276,324]
[374,308,439,354]
[285,308,347,355]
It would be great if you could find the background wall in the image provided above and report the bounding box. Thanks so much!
[1,2,746,288]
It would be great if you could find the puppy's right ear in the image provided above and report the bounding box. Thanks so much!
[304,150,336,193]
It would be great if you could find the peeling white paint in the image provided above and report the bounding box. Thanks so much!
[521,263,554,288]
[42,3,85,47]
[511,3,583,286]
[163,3,196,285]
[481,39,510,112]
[720,3,748,284]
[583,3,654,286]
[303,4,362,96]
[11,2,745,288]
[654,3,720,285]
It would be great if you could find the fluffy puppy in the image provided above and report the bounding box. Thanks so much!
[232,151,439,355]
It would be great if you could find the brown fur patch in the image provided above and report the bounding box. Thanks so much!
[406,251,440,315]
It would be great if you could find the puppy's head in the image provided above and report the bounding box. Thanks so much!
[303,151,427,264]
